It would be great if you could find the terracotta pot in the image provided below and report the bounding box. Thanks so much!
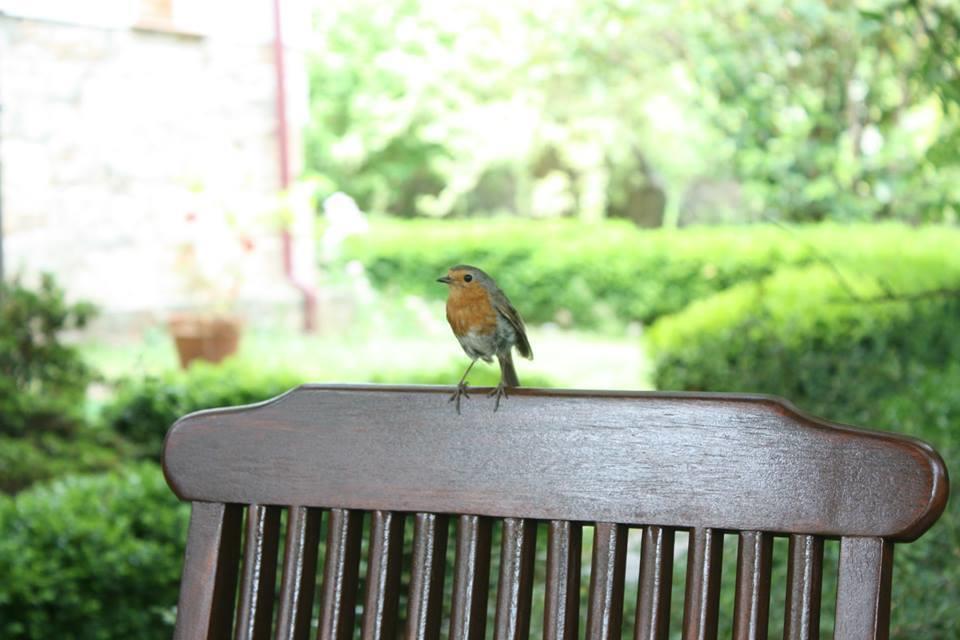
[168,314,243,369]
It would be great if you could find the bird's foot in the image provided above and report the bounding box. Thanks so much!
[487,382,509,412]
[448,381,471,414]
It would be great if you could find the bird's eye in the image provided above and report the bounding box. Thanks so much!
[463,274,473,282]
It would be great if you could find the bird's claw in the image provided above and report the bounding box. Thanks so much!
[487,383,509,412]
[449,382,471,414]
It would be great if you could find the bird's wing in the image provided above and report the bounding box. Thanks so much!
[491,289,533,359]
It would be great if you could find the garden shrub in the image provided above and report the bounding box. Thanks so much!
[0,273,97,437]
[0,431,127,495]
[648,261,960,422]
[103,359,304,459]
[0,463,189,640]
[340,219,960,330]
[649,260,960,639]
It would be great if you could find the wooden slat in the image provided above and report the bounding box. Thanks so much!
[165,387,949,542]
[635,525,674,640]
[406,513,450,640]
[275,507,322,640]
[586,522,628,640]
[317,509,364,640]
[361,511,406,640]
[174,502,244,640]
[834,537,894,640]
[732,531,773,640]
[494,518,538,640]
[450,515,493,640]
[681,528,723,640]
[784,534,824,640]
[235,505,282,640]
[544,520,582,640]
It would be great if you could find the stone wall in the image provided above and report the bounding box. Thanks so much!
[0,3,313,334]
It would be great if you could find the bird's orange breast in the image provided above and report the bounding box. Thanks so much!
[446,286,498,336]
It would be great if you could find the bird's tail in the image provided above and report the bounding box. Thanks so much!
[498,351,520,387]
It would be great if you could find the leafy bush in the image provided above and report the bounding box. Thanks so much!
[0,274,97,437]
[850,364,960,639]
[341,219,960,330]
[649,259,960,638]
[103,359,304,459]
[648,261,960,423]
[0,431,127,495]
[0,463,189,640]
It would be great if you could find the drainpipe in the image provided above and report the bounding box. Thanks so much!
[272,0,317,332]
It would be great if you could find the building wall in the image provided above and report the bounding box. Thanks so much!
[0,0,313,332]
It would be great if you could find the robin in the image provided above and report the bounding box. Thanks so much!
[437,265,533,413]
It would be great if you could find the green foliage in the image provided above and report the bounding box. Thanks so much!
[0,431,126,495]
[0,463,189,640]
[103,359,304,460]
[0,274,97,437]
[305,0,960,223]
[648,261,960,418]
[344,218,960,330]
[649,255,960,638]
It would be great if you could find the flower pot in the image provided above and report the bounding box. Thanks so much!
[168,314,243,369]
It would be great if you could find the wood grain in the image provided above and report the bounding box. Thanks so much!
[634,526,674,640]
[164,386,948,540]
[173,502,243,640]
[450,515,493,640]
[544,520,581,640]
[275,506,321,640]
[834,537,894,640]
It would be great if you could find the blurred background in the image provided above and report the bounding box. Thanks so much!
[1,0,958,637]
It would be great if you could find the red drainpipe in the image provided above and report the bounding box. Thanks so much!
[272,0,317,331]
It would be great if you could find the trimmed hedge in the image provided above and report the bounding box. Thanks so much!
[0,431,127,494]
[0,463,189,640]
[340,219,960,330]
[648,258,960,638]
[648,261,960,421]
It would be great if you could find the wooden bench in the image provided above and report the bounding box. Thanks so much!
[162,385,949,639]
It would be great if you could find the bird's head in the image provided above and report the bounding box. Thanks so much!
[437,265,488,291]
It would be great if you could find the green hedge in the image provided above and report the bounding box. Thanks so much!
[648,258,960,638]
[648,261,960,421]
[0,463,189,640]
[0,431,127,495]
[340,219,960,330]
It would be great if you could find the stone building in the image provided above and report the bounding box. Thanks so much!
[0,0,316,333]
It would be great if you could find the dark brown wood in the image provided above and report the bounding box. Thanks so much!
[275,506,322,640]
[544,520,582,640]
[634,525,674,640]
[494,518,538,640]
[163,386,952,640]
[174,502,243,640]
[450,515,493,640]
[834,537,894,640]
[586,522,628,640]
[732,531,773,640]
[235,504,282,640]
[784,534,824,640]
[406,513,450,640]
[361,511,406,640]
[317,509,363,640]
[164,386,948,541]
[681,528,723,640]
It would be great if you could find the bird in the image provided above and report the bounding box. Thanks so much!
[437,265,533,413]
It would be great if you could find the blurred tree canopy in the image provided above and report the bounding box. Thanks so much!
[305,0,960,224]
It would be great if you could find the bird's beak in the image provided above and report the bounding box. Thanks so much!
[437,275,452,284]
